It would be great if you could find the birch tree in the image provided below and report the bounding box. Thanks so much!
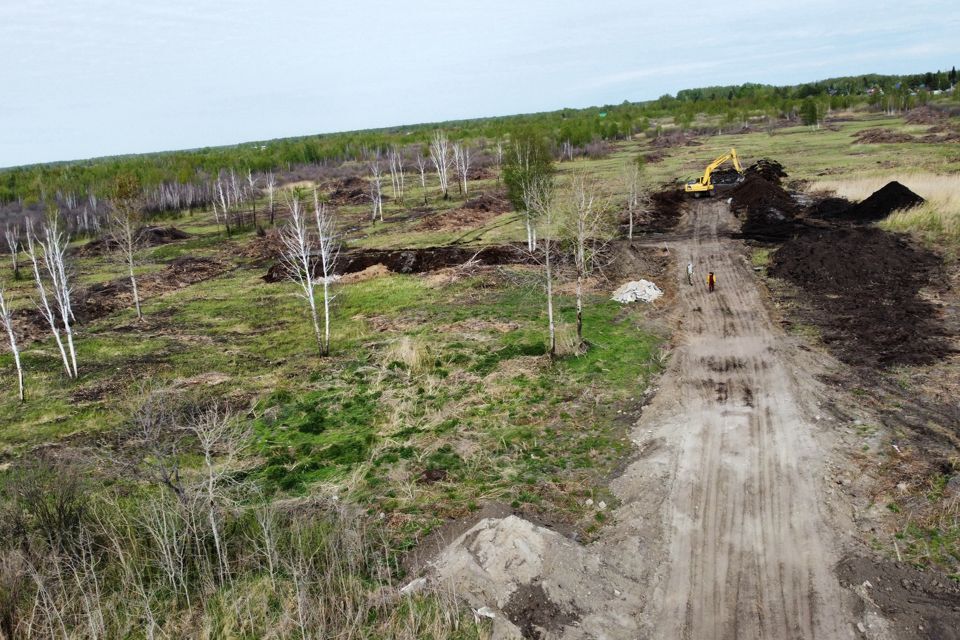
[0,287,24,401]
[266,172,277,226]
[415,152,429,205]
[429,131,452,199]
[246,170,259,229]
[566,174,609,347]
[280,191,324,355]
[312,190,339,356]
[39,218,79,377]
[4,224,21,279]
[24,220,73,377]
[110,175,145,321]
[387,147,405,204]
[625,164,640,241]
[503,131,554,251]
[526,176,557,357]
[452,142,471,196]
[369,161,384,222]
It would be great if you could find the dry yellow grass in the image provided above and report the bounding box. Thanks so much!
[813,173,960,251]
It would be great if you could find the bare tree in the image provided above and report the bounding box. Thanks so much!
[313,190,339,356]
[246,170,259,229]
[526,176,557,357]
[566,174,609,346]
[369,161,384,222]
[4,225,21,280]
[387,147,405,204]
[110,175,145,321]
[39,218,79,377]
[24,220,73,378]
[625,164,640,241]
[429,130,452,199]
[415,152,429,205]
[495,139,505,185]
[452,142,471,196]
[266,172,277,226]
[0,287,24,401]
[281,192,325,355]
[215,177,231,236]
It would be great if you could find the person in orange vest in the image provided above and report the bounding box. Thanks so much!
[707,271,716,292]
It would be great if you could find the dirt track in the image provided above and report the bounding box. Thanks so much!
[623,199,850,638]
[427,200,862,638]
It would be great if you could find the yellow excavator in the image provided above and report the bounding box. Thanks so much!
[684,148,744,197]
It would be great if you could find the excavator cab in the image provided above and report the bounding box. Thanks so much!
[684,148,744,197]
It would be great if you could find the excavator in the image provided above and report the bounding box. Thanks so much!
[683,148,744,197]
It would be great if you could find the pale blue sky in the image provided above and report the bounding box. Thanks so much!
[1,0,958,168]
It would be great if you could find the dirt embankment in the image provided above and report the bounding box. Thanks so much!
[262,244,536,282]
[728,160,800,241]
[417,192,512,232]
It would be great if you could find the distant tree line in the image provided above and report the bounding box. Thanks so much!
[1,68,956,209]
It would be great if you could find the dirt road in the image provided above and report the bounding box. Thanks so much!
[620,199,850,638]
[430,200,856,638]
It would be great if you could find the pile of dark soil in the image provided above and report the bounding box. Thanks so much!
[462,192,511,213]
[326,176,369,205]
[839,181,924,222]
[637,187,685,232]
[770,227,949,368]
[744,159,787,184]
[263,244,534,282]
[904,105,948,125]
[76,226,191,256]
[806,196,852,219]
[643,150,667,164]
[852,128,914,144]
[710,168,742,185]
[729,175,800,241]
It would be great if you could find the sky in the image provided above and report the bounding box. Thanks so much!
[1,0,958,168]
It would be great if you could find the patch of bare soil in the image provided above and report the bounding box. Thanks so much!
[417,206,501,232]
[770,227,950,368]
[503,582,578,639]
[649,130,701,148]
[76,226,191,256]
[643,150,667,164]
[237,228,284,265]
[853,128,916,144]
[838,556,960,640]
[12,257,229,343]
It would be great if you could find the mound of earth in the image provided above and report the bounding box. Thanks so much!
[806,196,853,219]
[643,150,667,164]
[904,105,949,125]
[418,205,501,232]
[461,192,511,213]
[263,244,534,282]
[326,176,369,205]
[633,186,684,233]
[770,226,948,368]
[729,174,801,241]
[745,159,788,184]
[76,226,191,256]
[710,168,742,185]
[839,181,924,222]
[852,128,915,144]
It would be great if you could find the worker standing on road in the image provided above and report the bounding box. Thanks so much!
[707,271,716,293]
[686,262,694,286]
